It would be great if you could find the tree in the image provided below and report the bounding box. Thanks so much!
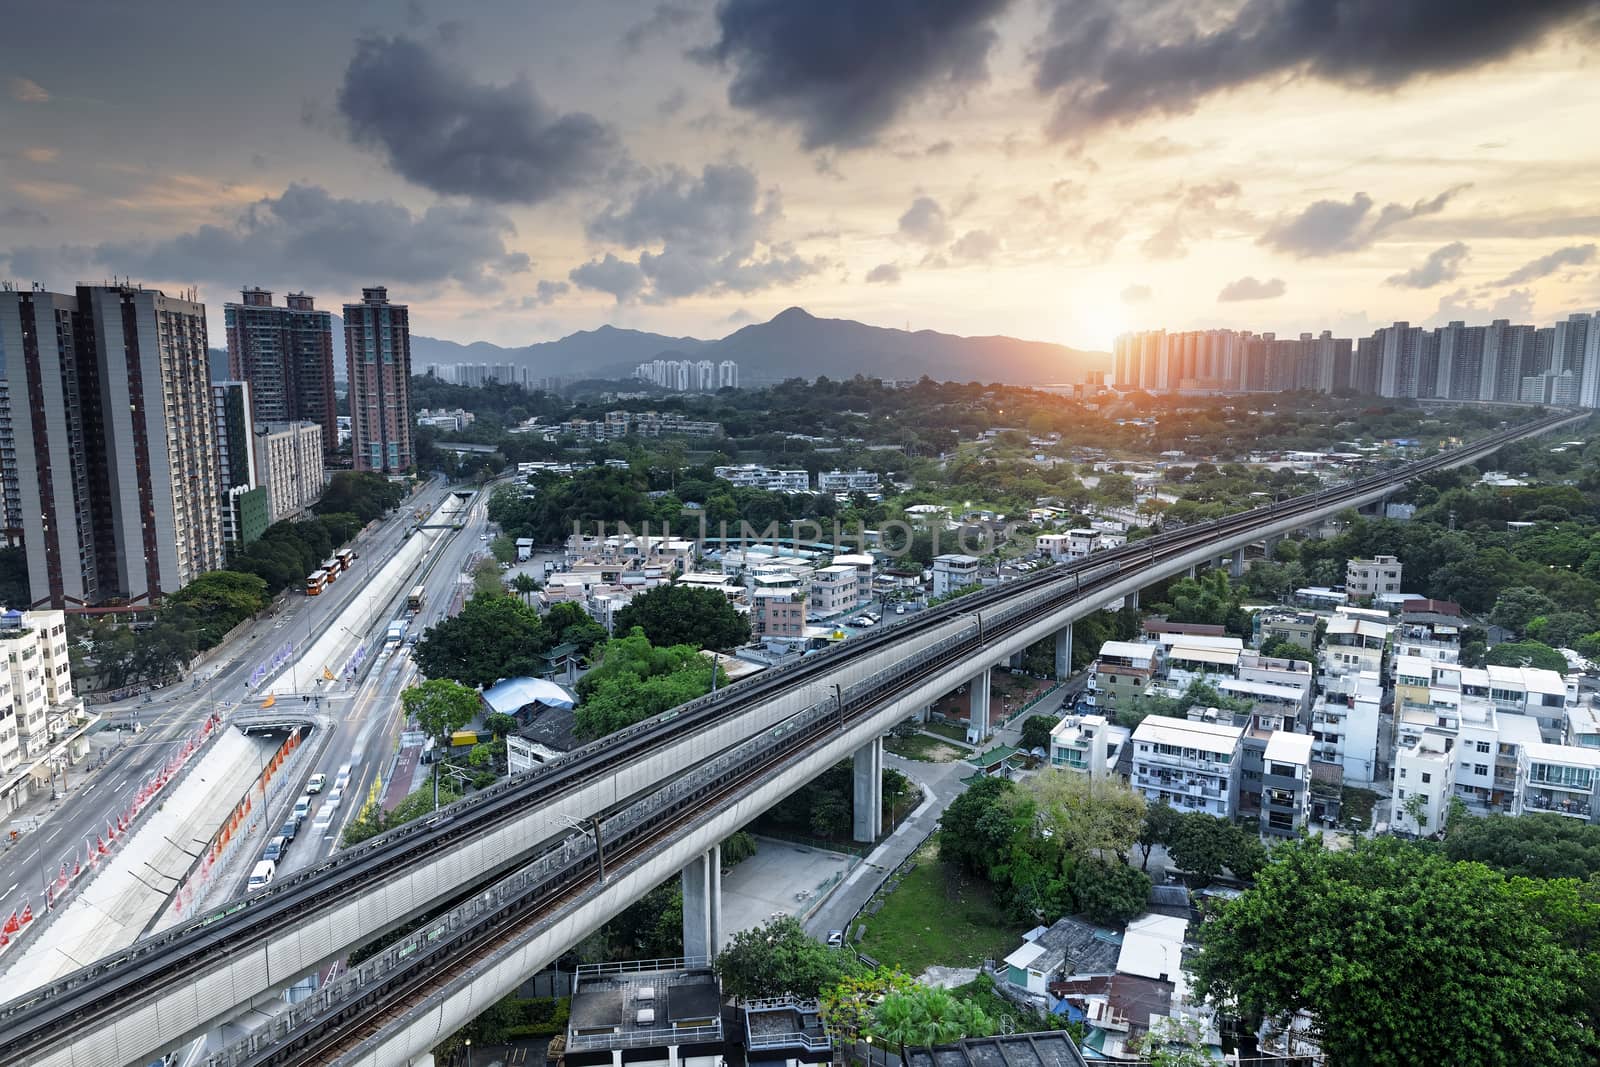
[938,776,1019,875]
[489,535,518,564]
[472,557,505,599]
[484,712,519,738]
[402,678,480,741]
[715,915,858,999]
[1192,837,1597,1066]
[868,986,995,1049]
[1445,812,1600,880]
[1490,586,1559,637]
[1138,802,1182,871]
[1069,855,1151,927]
[544,600,607,655]
[1019,714,1056,752]
[1129,1016,1215,1067]
[1014,769,1145,862]
[1258,638,1314,664]
[1167,812,1262,885]
[511,571,540,606]
[574,628,723,739]
[612,584,751,650]
[1485,640,1568,674]
[315,470,407,523]
[412,594,550,688]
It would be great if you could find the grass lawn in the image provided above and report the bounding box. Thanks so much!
[923,721,971,744]
[884,735,963,763]
[856,843,1024,974]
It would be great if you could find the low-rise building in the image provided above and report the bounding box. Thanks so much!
[1311,665,1383,785]
[1323,613,1389,673]
[816,468,880,493]
[1346,554,1403,601]
[1048,713,1129,778]
[1256,609,1318,651]
[1393,611,1464,662]
[0,609,78,771]
[712,464,811,493]
[1000,916,1123,999]
[1392,731,1454,834]
[1515,743,1600,821]
[566,960,724,1067]
[752,588,806,641]
[809,564,860,617]
[1087,641,1160,714]
[743,997,831,1067]
[931,554,981,597]
[1130,716,1243,818]
[1261,730,1313,836]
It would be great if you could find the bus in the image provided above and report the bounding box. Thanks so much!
[305,570,328,596]
[406,585,425,613]
[336,548,356,571]
[320,559,341,581]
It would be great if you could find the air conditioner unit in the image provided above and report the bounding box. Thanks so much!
[638,987,656,1002]
[637,1008,656,1025]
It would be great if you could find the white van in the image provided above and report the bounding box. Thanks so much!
[293,795,312,820]
[247,860,277,892]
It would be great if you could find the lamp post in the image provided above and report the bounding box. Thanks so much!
[463,1037,471,1067]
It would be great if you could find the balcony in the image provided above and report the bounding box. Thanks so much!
[1523,791,1592,819]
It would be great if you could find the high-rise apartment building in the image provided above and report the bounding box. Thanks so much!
[0,285,223,607]
[224,288,337,455]
[718,359,738,389]
[344,286,413,474]
[211,380,269,546]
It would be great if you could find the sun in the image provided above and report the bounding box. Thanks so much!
[1067,300,1129,352]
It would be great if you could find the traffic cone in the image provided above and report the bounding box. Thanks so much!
[19,903,32,925]
[2,911,18,935]
[96,835,107,855]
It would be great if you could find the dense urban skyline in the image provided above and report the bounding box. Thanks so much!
[2,2,1599,352]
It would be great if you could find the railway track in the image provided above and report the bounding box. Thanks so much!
[0,409,1582,1067]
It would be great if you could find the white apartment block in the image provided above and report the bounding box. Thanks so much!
[1261,730,1314,836]
[254,420,324,523]
[1323,614,1389,674]
[931,554,981,597]
[816,469,881,493]
[1311,663,1383,785]
[809,564,860,617]
[711,464,811,493]
[1345,554,1402,600]
[1048,713,1129,778]
[1393,611,1463,663]
[0,609,76,773]
[1392,732,1453,835]
[1515,744,1600,821]
[1130,716,1243,818]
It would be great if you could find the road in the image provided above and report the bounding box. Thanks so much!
[0,478,458,920]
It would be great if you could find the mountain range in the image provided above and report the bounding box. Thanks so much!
[212,307,1108,387]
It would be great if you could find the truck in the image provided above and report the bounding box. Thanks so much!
[515,537,535,562]
[385,620,407,647]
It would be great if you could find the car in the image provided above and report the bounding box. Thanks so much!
[326,785,344,810]
[293,795,312,820]
[335,764,353,789]
[247,860,276,892]
[479,533,488,541]
[279,817,300,841]
[895,604,907,615]
[306,773,326,794]
[826,930,845,948]
[263,836,288,863]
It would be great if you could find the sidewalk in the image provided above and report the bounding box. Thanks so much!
[802,753,971,939]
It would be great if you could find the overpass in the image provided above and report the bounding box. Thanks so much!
[0,410,1585,1067]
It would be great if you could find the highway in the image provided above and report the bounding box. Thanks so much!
[0,409,1585,1067]
[0,478,455,929]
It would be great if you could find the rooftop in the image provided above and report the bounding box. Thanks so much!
[1132,716,1245,749]
[568,960,723,1053]
[904,1032,1089,1067]
[1097,640,1158,663]
[1264,730,1315,766]
[1008,916,1123,978]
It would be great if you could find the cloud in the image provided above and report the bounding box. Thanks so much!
[866,262,902,284]
[1120,283,1152,303]
[1217,275,1286,302]
[576,162,823,302]
[1259,186,1467,257]
[724,307,758,325]
[1083,218,1125,261]
[926,140,955,156]
[897,196,950,244]
[87,183,530,292]
[1140,219,1187,260]
[337,35,621,204]
[1386,242,1469,288]
[0,206,50,227]
[1033,0,1600,138]
[8,77,49,103]
[1427,285,1537,326]
[657,88,689,117]
[1133,136,1194,159]
[20,147,59,163]
[494,280,571,311]
[700,0,1013,149]
[570,253,648,302]
[1181,180,1241,212]
[1489,243,1596,286]
[950,229,1000,261]
[624,3,699,52]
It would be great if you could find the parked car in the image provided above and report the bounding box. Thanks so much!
[306,773,326,794]
[826,930,845,948]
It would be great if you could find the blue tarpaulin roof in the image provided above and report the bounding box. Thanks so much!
[482,677,576,714]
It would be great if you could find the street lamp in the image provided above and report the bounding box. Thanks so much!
[463,1038,471,1067]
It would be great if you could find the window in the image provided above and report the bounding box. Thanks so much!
[1397,788,1406,799]
[1474,764,1488,776]
[1476,741,1490,754]
[1421,773,1431,784]
[1399,768,1406,779]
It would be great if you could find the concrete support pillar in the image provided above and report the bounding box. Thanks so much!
[1187,564,1197,578]
[967,667,992,744]
[853,736,884,843]
[1129,588,1139,611]
[1054,624,1073,681]
[1008,649,1025,670]
[1230,547,1245,579]
[681,842,722,960]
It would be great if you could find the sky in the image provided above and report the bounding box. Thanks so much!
[2,0,1599,352]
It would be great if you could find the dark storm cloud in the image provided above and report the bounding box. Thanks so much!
[701,0,1014,149]
[338,35,621,204]
[1034,0,1600,137]
[1259,187,1466,257]
[866,263,902,284]
[624,3,700,52]
[90,183,530,292]
[0,206,50,227]
[1218,275,1286,301]
[1385,241,1469,288]
[573,162,823,302]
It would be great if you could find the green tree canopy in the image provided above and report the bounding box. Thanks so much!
[544,601,608,656]
[867,986,995,1049]
[1019,714,1056,752]
[1193,837,1598,1066]
[573,628,723,739]
[402,678,481,740]
[314,470,408,523]
[612,584,751,650]
[412,594,551,688]
[1444,811,1600,880]
[1166,812,1267,884]
[715,915,859,999]
[1484,639,1568,674]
